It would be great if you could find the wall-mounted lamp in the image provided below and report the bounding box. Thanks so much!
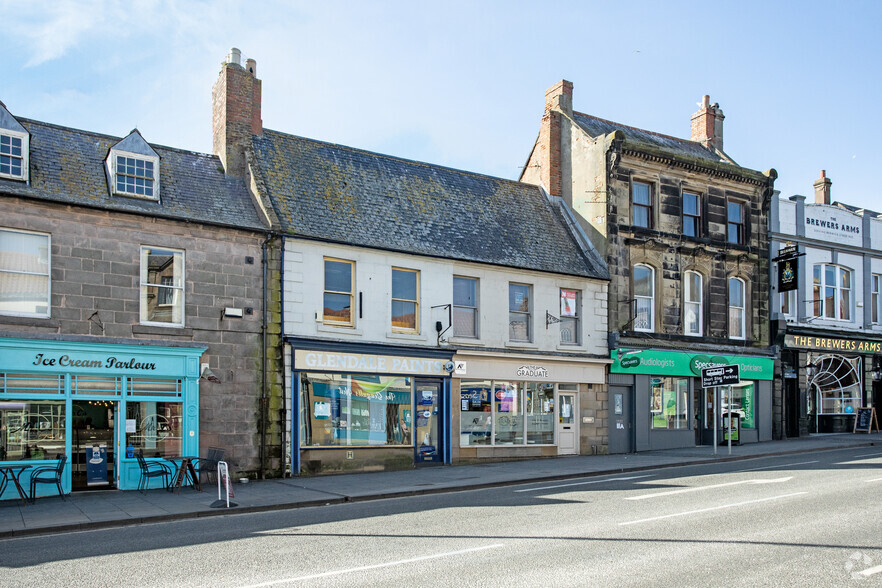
[200,363,221,383]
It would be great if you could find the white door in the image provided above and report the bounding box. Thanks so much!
[557,393,578,455]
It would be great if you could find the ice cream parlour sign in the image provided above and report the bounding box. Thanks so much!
[31,353,157,371]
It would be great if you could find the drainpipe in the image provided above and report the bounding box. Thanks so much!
[279,234,286,477]
[259,233,271,479]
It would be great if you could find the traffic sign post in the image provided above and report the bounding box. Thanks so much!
[702,365,741,455]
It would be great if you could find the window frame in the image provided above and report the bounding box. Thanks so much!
[812,263,853,321]
[139,246,185,327]
[873,274,881,325]
[0,227,51,318]
[682,191,701,238]
[728,277,746,340]
[323,257,355,327]
[559,288,581,346]
[508,282,533,342]
[111,149,160,201]
[452,276,479,339]
[727,199,745,245]
[391,267,420,333]
[631,180,653,229]
[683,270,703,336]
[633,264,655,332]
[0,130,29,182]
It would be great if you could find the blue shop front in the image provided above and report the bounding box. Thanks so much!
[0,337,205,500]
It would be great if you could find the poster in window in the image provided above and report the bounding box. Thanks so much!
[314,402,331,419]
[560,289,577,317]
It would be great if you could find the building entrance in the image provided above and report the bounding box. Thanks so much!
[72,400,117,491]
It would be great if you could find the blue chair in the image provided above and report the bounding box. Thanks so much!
[136,450,172,492]
[29,453,67,502]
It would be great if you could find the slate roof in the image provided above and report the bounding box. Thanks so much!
[0,119,267,231]
[252,130,607,279]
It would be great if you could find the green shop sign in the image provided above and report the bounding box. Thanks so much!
[610,349,774,380]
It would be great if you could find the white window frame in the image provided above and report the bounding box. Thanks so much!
[633,264,655,332]
[110,149,160,200]
[682,191,701,238]
[0,228,50,318]
[508,283,532,342]
[0,130,29,182]
[683,270,702,336]
[781,289,796,318]
[559,288,581,345]
[452,276,479,339]
[728,277,746,340]
[140,246,184,327]
[812,263,853,321]
[872,274,881,325]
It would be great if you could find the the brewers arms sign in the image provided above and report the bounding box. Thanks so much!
[785,334,882,354]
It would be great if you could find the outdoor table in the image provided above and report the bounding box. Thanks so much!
[164,456,201,493]
[0,464,33,505]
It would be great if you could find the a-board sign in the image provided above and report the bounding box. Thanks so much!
[853,407,880,434]
[701,364,740,388]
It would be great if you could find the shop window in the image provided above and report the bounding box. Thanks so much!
[494,381,523,444]
[727,200,744,245]
[508,283,532,342]
[808,354,862,415]
[0,228,50,318]
[633,264,654,332]
[683,271,702,336]
[723,384,755,429]
[299,372,412,447]
[0,131,28,181]
[0,400,66,461]
[559,288,581,345]
[323,258,354,326]
[682,191,701,237]
[526,382,555,444]
[140,246,184,326]
[453,276,478,338]
[125,401,183,458]
[391,267,419,332]
[650,377,689,430]
[460,380,492,446]
[460,380,563,447]
[812,264,852,321]
[728,277,746,339]
[872,274,881,324]
[632,180,653,228]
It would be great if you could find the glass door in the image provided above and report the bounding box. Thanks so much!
[414,379,442,465]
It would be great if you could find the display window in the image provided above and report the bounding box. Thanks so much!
[300,372,413,447]
[650,377,689,429]
[460,380,561,446]
[0,400,66,461]
[704,383,756,429]
[125,401,183,458]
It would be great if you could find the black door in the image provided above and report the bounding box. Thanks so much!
[785,378,800,438]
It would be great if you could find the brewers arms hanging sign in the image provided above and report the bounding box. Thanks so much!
[785,334,882,354]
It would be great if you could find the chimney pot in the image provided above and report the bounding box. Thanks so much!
[213,48,262,177]
[691,95,724,153]
[227,47,241,66]
[245,58,257,77]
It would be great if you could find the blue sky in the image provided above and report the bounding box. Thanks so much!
[2,0,880,210]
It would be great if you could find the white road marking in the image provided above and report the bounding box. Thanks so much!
[514,475,653,493]
[856,564,882,577]
[626,477,793,500]
[866,477,882,483]
[618,492,808,526]
[854,452,882,458]
[733,460,818,473]
[237,544,505,587]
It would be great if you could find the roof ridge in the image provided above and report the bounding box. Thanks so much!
[572,110,701,147]
[259,128,535,190]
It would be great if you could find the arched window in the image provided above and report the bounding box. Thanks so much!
[633,264,654,332]
[813,264,853,321]
[728,277,746,340]
[684,271,702,336]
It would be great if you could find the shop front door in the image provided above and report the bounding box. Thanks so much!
[72,400,117,491]
[609,386,634,454]
[557,393,578,455]
[414,379,443,465]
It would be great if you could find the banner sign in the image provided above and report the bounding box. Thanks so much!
[610,349,773,380]
[785,334,882,354]
[777,258,798,292]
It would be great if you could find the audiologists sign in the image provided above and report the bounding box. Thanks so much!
[610,349,774,380]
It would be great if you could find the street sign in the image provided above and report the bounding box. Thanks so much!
[701,364,740,388]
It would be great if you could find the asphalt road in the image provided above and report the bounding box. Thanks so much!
[1,447,880,587]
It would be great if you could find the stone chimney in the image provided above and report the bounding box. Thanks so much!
[212,48,263,177]
[813,170,832,205]
[691,95,724,152]
[536,80,573,198]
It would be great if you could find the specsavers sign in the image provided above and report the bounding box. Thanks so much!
[610,349,773,380]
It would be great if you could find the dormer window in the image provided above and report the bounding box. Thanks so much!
[106,129,160,201]
[114,154,155,198]
[0,133,25,179]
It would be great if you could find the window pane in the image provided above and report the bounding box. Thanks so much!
[651,377,689,429]
[453,307,476,338]
[633,207,649,228]
[0,400,66,461]
[633,182,650,205]
[526,382,554,444]
[509,284,530,312]
[141,248,183,325]
[460,380,492,446]
[493,382,523,445]
[729,279,743,306]
[392,269,417,300]
[509,312,530,341]
[635,298,652,331]
[728,201,742,222]
[299,373,412,447]
[683,193,698,216]
[453,277,476,306]
[125,401,182,458]
[685,272,701,303]
[0,273,49,315]
[323,292,352,323]
[391,300,416,330]
[634,266,652,296]
[325,260,352,293]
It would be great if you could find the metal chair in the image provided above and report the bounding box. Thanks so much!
[195,447,225,484]
[29,453,67,502]
[136,450,173,493]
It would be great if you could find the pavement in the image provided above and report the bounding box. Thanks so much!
[1,433,879,538]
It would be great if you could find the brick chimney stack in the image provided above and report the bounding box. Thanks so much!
[212,48,263,178]
[691,95,724,153]
[813,170,832,205]
[537,80,573,198]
